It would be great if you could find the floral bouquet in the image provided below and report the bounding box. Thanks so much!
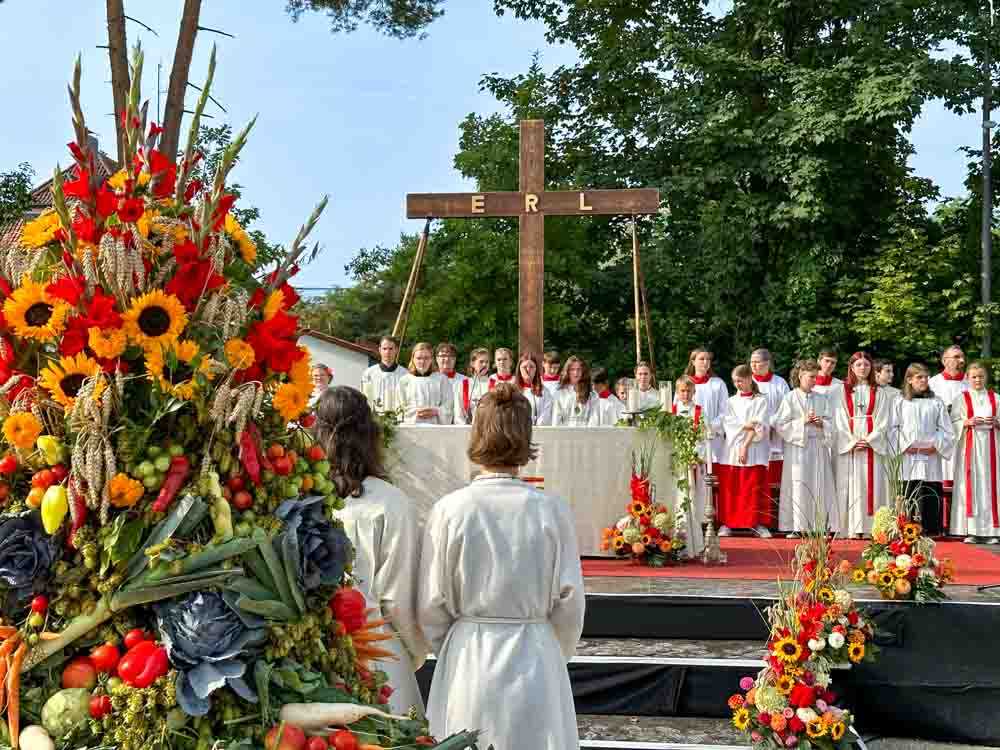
[853,507,953,602]
[0,49,480,750]
[600,443,685,565]
[728,534,878,748]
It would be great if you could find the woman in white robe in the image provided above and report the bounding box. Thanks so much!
[685,347,729,469]
[551,355,599,426]
[834,352,893,537]
[516,352,554,426]
[396,342,453,425]
[949,362,1000,543]
[313,386,428,714]
[773,360,836,536]
[419,384,585,750]
[632,361,660,412]
[488,347,517,390]
[718,365,771,536]
[454,347,492,425]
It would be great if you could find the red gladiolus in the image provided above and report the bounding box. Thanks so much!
[184,179,203,202]
[72,212,99,244]
[46,275,87,306]
[148,122,164,139]
[95,186,117,218]
[63,167,92,201]
[118,197,144,223]
[847,611,859,625]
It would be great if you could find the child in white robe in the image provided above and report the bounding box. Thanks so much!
[750,348,790,525]
[541,350,562,395]
[396,342,453,425]
[949,361,1000,543]
[685,347,729,474]
[551,355,600,426]
[874,359,901,403]
[489,347,517,390]
[929,345,969,504]
[834,352,893,537]
[360,335,405,415]
[435,342,466,424]
[773,359,836,536]
[633,361,660,412]
[313,386,428,714]
[719,364,771,537]
[419,384,585,750]
[454,347,492,425]
[593,367,625,426]
[672,375,708,554]
[813,349,843,396]
[515,352,554,426]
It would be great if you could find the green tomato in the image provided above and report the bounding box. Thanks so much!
[284,483,300,499]
[142,474,160,490]
[146,445,162,458]
[154,455,172,473]
[168,443,186,458]
[136,461,155,477]
[294,458,309,475]
[313,460,331,475]
[242,510,256,523]
[235,522,252,537]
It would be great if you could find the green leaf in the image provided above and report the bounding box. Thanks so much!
[254,529,297,612]
[233,595,297,621]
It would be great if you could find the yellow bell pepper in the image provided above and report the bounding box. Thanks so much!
[41,484,68,534]
[36,435,67,466]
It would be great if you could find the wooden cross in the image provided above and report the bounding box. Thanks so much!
[407,119,660,357]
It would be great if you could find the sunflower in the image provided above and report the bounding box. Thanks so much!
[39,353,104,408]
[878,571,895,587]
[831,721,846,741]
[224,213,256,264]
[817,586,835,604]
[851,568,866,584]
[122,290,188,351]
[903,522,922,542]
[731,707,750,732]
[146,339,213,401]
[629,501,647,516]
[88,327,127,360]
[613,536,626,552]
[20,211,63,249]
[771,637,803,664]
[848,643,865,663]
[2,413,42,451]
[848,630,866,645]
[775,674,795,695]
[108,473,145,509]
[3,278,70,342]
[640,533,653,546]
[224,338,256,370]
[273,381,308,421]
[806,718,827,739]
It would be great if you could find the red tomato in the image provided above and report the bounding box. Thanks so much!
[300,413,317,428]
[307,738,328,750]
[50,464,69,482]
[30,595,49,613]
[233,490,253,511]
[265,725,307,750]
[307,445,325,462]
[89,694,112,719]
[0,455,18,474]
[31,469,55,489]
[272,456,292,476]
[123,628,148,650]
[62,656,98,690]
[267,444,285,459]
[90,643,121,673]
[329,731,358,750]
[227,475,245,492]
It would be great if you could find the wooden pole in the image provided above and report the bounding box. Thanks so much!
[632,217,642,365]
[637,251,657,380]
[392,218,431,341]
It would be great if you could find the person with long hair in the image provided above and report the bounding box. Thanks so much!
[515,351,554,425]
[593,367,625,425]
[685,347,729,472]
[436,342,466,423]
[360,335,405,414]
[773,359,836,537]
[898,363,954,537]
[551,355,599,426]
[312,386,428,713]
[489,347,517,390]
[396,342,453,424]
[834,351,893,537]
[719,364,772,537]
[949,362,1000,544]
[454,347,492,425]
[633,361,659,412]
[418,384,585,749]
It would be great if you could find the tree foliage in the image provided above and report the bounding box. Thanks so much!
[285,0,445,38]
[0,163,34,227]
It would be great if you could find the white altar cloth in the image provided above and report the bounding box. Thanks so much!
[386,425,675,556]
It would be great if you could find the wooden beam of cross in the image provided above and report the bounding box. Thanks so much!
[407,119,660,357]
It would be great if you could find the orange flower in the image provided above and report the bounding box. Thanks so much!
[2,413,42,451]
[108,473,144,509]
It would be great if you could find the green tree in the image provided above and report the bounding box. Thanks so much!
[0,163,34,227]
[285,0,445,38]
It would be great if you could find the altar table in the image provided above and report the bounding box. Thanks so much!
[386,425,676,556]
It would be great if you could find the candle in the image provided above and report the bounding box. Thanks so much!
[660,384,670,411]
[666,382,673,409]
[628,386,640,413]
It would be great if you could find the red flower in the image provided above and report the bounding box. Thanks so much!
[95,186,117,218]
[757,713,771,726]
[819,690,837,704]
[184,179,203,202]
[164,240,225,311]
[148,122,164,139]
[118,197,145,223]
[789,717,805,733]
[147,149,176,198]
[847,611,859,625]
[46,275,86,306]
[212,193,237,230]
[245,310,304,374]
[63,167,92,201]
[72,211,99,244]
[788,684,816,708]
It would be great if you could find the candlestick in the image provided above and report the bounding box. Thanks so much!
[659,383,670,411]
[628,385,640,413]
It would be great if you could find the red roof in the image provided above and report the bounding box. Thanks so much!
[301,330,378,357]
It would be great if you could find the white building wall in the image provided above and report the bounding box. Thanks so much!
[300,335,373,391]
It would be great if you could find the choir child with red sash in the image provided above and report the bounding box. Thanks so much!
[773,359,836,537]
[929,345,969,502]
[813,350,842,396]
[719,365,772,537]
[834,352,893,537]
[633,361,659,412]
[685,348,729,472]
[489,348,517,390]
[552,355,599,426]
[897,363,953,537]
[516,352,554,426]
[453,347,492,425]
[542,351,562,395]
[396,342,454,425]
[949,361,1000,544]
[673,375,709,531]
[593,367,625,426]
[436,343,467,423]
[750,348,790,523]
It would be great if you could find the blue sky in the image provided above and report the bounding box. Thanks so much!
[0,1,982,289]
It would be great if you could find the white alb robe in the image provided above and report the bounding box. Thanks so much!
[551,387,600,427]
[950,390,1000,537]
[337,477,428,714]
[813,376,843,397]
[418,475,585,750]
[896,396,954,483]
[453,374,491,425]
[672,401,708,554]
[488,373,517,390]
[596,392,625,426]
[541,375,561,395]
[722,394,770,467]
[361,364,405,415]
[692,375,729,465]
[634,387,660,413]
[754,373,791,461]
[522,387,555,426]
[834,384,892,535]
[929,372,970,485]
[396,372,454,425]
[773,389,837,532]
[439,372,468,424]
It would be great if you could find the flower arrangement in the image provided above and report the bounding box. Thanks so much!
[633,408,707,515]
[0,49,480,750]
[853,507,953,602]
[600,441,686,565]
[729,534,878,748]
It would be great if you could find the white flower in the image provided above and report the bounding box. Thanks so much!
[834,590,853,609]
[814,672,832,689]
[615,515,631,531]
[622,527,641,544]
[796,708,818,723]
[808,638,826,652]
[652,512,670,530]
[754,685,787,713]
[838,616,849,626]
[828,632,845,649]
[895,554,912,571]
[919,567,936,579]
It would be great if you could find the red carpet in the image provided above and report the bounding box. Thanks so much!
[582,538,1000,585]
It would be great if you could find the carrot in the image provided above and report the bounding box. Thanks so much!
[8,642,26,750]
[0,627,16,639]
[38,632,61,641]
[359,745,385,750]
[0,657,7,714]
[351,631,394,643]
[0,634,20,659]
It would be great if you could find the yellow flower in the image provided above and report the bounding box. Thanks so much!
[20,211,63,249]
[289,346,312,392]
[122,290,188,351]
[3,277,70,343]
[848,629,866,645]
[108,473,145,509]
[817,586,835,604]
[39,353,104,408]
[224,214,257,265]
[806,718,827,738]
[831,721,846,740]
[852,568,866,583]
[848,643,865,663]
[224,338,256,370]
[88,327,127,359]
[731,707,750,732]
[146,339,213,401]
[107,169,151,191]
[771,637,803,664]
[273,382,308,421]
[2,413,42,450]
[775,674,795,695]
[136,210,158,239]
[903,522,922,541]
[262,289,285,321]
[878,571,895,587]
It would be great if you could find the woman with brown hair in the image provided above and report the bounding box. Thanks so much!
[551,355,599,426]
[313,386,428,713]
[454,346,492,424]
[515,351,553,425]
[418,384,585,749]
[685,347,729,471]
[396,342,453,424]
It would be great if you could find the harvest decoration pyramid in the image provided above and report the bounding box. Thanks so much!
[0,47,479,750]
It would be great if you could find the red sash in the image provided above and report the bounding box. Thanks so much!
[671,403,702,426]
[962,391,999,524]
[844,383,878,515]
[462,379,471,415]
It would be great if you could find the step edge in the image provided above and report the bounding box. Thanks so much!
[580,741,746,750]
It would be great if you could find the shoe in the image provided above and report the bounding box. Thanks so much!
[988,538,1000,545]
[786,532,799,539]
[755,525,772,539]
[718,525,731,537]
[964,536,976,544]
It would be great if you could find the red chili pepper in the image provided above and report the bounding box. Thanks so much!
[239,428,262,486]
[151,455,191,513]
[116,640,171,688]
[131,646,169,688]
